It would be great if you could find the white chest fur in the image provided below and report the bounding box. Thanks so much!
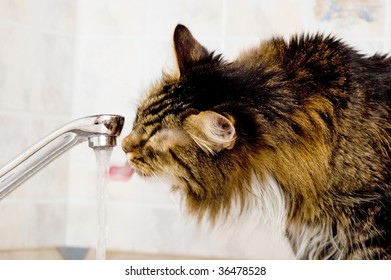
[250,172,287,233]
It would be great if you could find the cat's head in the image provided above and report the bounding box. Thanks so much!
[122,25,262,221]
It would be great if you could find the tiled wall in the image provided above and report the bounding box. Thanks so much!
[0,0,390,259]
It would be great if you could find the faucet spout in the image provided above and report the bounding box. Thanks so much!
[0,114,125,200]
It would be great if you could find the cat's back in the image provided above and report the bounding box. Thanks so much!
[235,33,391,117]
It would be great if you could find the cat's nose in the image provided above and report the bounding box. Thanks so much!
[121,133,137,153]
[126,152,135,162]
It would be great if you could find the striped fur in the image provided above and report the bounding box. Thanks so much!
[122,24,391,259]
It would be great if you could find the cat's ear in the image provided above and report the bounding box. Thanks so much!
[184,111,236,154]
[173,24,209,75]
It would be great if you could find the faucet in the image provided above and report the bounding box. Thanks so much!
[0,114,125,200]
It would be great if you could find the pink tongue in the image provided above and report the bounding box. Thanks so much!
[109,163,135,182]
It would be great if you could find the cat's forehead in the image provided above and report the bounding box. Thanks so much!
[138,85,174,116]
[138,74,180,108]
[134,79,188,130]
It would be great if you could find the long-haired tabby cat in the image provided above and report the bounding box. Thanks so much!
[121,24,391,259]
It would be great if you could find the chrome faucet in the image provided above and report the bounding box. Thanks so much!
[0,114,125,200]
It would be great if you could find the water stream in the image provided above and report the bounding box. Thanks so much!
[93,147,113,260]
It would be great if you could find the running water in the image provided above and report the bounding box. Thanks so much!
[93,147,113,260]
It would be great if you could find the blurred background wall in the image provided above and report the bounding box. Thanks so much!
[0,0,390,259]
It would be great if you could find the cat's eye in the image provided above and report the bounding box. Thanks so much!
[148,125,161,139]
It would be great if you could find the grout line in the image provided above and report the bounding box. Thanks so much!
[1,197,68,204]
[1,195,181,210]
[66,197,180,209]
[0,18,156,42]
[70,0,82,120]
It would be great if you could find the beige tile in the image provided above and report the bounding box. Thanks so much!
[0,113,34,167]
[385,39,391,54]
[146,0,223,39]
[222,37,262,61]
[310,0,386,37]
[141,39,175,88]
[65,201,96,248]
[33,0,77,33]
[0,0,77,33]
[67,145,97,199]
[344,39,384,55]
[225,0,275,38]
[225,0,308,38]
[28,33,74,114]
[0,25,74,114]
[130,206,193,255]
[104,202,141,252]
[0,201,66,250]
[0,0,30,22]
[0,200,24,249]
[78,0,146,36]
[0,26,32,111]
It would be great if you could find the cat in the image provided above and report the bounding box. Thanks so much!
[121,24,391,259]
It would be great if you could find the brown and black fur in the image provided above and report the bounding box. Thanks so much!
[122,24,391,259]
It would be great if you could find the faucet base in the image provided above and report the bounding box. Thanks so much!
[88,135,117,148]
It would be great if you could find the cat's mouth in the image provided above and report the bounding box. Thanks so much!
[126,153,154,177]
[131,166,151,177]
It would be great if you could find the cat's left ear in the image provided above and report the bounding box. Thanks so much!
[184,111,236,154]
[173,24,209,75]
